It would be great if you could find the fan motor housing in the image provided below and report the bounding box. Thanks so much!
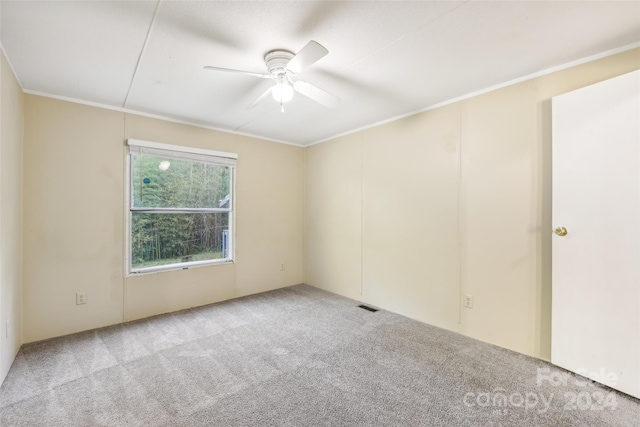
[265,50,294,77]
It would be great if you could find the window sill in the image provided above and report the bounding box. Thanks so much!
[126,258,234,277]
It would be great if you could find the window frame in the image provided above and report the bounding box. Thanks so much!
[125,139,237,276]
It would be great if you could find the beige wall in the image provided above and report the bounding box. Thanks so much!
[361,105,461,332]
[304,132,363,301]
[0,50,24,383]
[22,96,304,343]
[304,48,640,360]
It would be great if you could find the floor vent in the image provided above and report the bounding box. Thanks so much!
[358,304,378,312]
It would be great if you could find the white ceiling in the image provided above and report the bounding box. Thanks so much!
[1,1,639,146]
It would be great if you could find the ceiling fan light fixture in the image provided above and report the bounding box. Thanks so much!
[272,81,294,103]
[205,41,338,110]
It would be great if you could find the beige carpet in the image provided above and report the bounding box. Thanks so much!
[1,284,638,426]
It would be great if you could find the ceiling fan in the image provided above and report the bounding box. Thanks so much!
[204,40,340,112]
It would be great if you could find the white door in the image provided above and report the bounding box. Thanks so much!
[552,70,640,399]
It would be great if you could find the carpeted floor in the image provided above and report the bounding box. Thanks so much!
[0,284,638,426]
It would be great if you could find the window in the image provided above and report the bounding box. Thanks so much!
[126,139,236,274]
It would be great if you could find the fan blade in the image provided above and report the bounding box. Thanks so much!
[286,41,328,74]
[204,66,271,79]
[293,81,340,108]
[247,85,275,109]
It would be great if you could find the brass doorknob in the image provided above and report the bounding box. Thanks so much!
[554,227,568,236]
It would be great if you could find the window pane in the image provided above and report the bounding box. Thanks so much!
[131,212,230,270]
[132,154,231,209]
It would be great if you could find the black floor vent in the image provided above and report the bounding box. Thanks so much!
[358,304,378,312]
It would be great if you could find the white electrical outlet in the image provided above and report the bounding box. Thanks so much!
[5,321,9,339]
[464,294,473,308]
[76,292,87,305]
[280,262,285,271]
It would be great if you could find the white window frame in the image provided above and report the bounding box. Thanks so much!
[125,139,237,276]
